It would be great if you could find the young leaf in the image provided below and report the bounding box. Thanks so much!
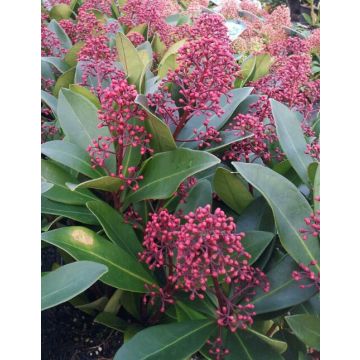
[64,41,85,67]
[115,33,144,87]
[42,261,108,311]
[70,176,121,192]
[48,19,72,49]
[214,167,253,214]
[271,99,313,185]
[114,320,216,360]
[41,227,156,292]
[232,162,320,270]
[49,4,73,21]
[42,140,105,179]
[53,67,76,97]
[285,315,320,351]
[124,149,220,206]
[68,84,100,108]
[86,200,142,257]
[252,256,317,314]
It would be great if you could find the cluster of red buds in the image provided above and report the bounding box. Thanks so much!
[140,205,269,332]
[87,78,153,192]
[292,260,320,291]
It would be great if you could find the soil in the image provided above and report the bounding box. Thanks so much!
[42,246,123,360]
[42,304,123,360]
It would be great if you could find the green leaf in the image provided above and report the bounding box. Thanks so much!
[127,23,147,35]
[252,256,317,314]
[124,149,220,207]
[158,53,178,79]
[42,181,54,194]
[135,95,176,152]
[71,176,121,192]
[42,56,70,73]
[41,227,156,292]
[86,200,142,257]
[41,90,58,115]
[42,140,104,179]
[207,131,253,153]
[236,197,274,232]
[224,330,284,360]
[53,67,76,97]
[41,197,98,225]
[68,84,100,108]
[41,159,98,205]
[48,19,72,49]
[313,164,320,213]
[247,329,287,354]
[232,163,320,270]
[151,34,167,59]
[115,32,144,87]
[242,231,274,265]
[114,320,216,360]
[307,162,318,186]
[57,89,116,171]
[240,56,256,85]
[285,315,320,350]
[271,99,313,185]
[177,88,253,143]
[64,41,85,67]
[214,168,253,214]
[49,4,73,21]
[41,261,108,311]
[159,39,186,67]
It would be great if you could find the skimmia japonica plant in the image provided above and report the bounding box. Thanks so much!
[41,0,320,359]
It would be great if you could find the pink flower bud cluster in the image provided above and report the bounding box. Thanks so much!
[307,28,320,55]
[120,0,175,42]
[127,32,145,47]
[73,7,103,42]
[252,52,320,120]
[58,19,77,43]
[220,0,241,20]
[78,34,121,90]
[232,4,290,55]
[305,139,320,161]
[87,78,153,190]
[224,112,278,162]
[80,0,112,16]
[299,210,320,240]
[41,18,66,57]
[185,0,210,18]
[43,0,70,9]
[140,205,269,330]
[292,260,320,291]
[190,13,230,42]
[148,36,239,146]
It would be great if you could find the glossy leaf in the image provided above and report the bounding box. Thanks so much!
[42,140,104,179]
[41,197,98,225]
[247,329,287,354]
[115,33,144,86]
[41,56,70,73]
[242,231,275,265]
[41,159,98,205]
[285,315,320,350]
[86,200,142,257]
[252,256,317,314]
[48,20,72,49]
[224,330,284,360]
[176,179,212,214]
[214,167,253,214]
[41,227,156,292]
[42,261,108,310]
[158,53,177,79]
[57,89,116,171]
[313,164,320,213]
[233,162,320,270]
[158,39,186,67]
[271,100,313,185]
[114,320,216,360]
[135,95,176,152]
[124,149,220,206]
[69,84,100,108]
[41,90,58,116]
[71,176,121,192]
[177,88,253,143]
